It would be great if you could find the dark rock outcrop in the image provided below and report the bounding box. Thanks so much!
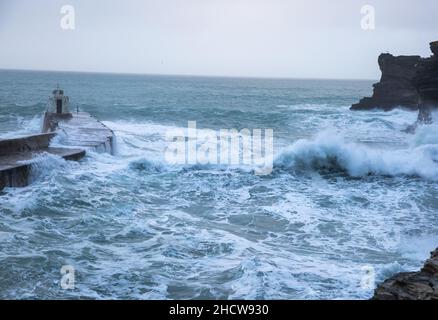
[372,248,438,300]
[352,54,422,111]
[352,41,438,112]
[414,41,438,123]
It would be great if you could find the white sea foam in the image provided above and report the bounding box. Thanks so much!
[0,115,43,139]
[275,129,438,180]
[102,118,438,180]
[410,123,438,147]
[102,120,173,159]
[103,120,270,175]
[25,152,73,183]
[2,76,438,300]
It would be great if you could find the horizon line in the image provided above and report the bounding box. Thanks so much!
[0,67,377,82]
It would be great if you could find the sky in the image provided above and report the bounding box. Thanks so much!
[0,0,437,79]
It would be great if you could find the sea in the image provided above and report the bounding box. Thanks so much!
[0,69,437,299]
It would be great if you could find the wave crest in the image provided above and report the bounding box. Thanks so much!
[275,130,438,180]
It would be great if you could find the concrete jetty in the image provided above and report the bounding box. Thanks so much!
[0,87,115,190]
[42,87,115,154]
[0,133,85,190]
[43,111,115,154]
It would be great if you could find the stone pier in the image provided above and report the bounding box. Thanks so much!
[0,133,85,190]
[43,111,115,155]
[0,87,115,191]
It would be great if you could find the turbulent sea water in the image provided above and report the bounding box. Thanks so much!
[0,69,437,299]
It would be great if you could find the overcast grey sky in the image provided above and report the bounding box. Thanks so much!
[0,0,437,79]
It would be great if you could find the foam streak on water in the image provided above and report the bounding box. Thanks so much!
[0,71,437,299]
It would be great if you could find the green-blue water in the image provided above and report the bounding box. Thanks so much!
[0,70,437,299]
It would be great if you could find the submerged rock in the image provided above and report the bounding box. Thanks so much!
[372,248,438,300]
[352,41,438,112]
[403,105,433,134]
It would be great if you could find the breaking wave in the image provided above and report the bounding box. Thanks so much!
[27,153,74,183]
[0,115,43,139]
[275,128,438,180]
[1,72,437,300]
[129,158,168,173]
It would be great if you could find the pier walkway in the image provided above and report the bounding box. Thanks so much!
[0,133,85,190]
[0,88,115,190]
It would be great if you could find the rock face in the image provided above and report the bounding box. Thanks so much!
[352,41,438,111]
[351,54,422,111]
[372,248,438,300]
[414,41,438,122]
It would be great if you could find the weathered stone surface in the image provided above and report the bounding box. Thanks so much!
[1,87,115,191]
[430,41,438,56]
[0,133,86,190]
[43,112,115,155]
[351,54,422,111]
[373,249,438,300]
[0,133,56,155]
[42,112,72,133]
[352,41,438,112]
[414,42,438,116]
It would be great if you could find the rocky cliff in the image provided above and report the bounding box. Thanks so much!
[372,248,438,300]
[414,41,438,121]
[352,41,438,111]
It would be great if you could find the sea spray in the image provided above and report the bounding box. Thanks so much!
[1,72,437,300]
[25,153,73,184]
[410,123,438,147]
[275,130,438,180]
